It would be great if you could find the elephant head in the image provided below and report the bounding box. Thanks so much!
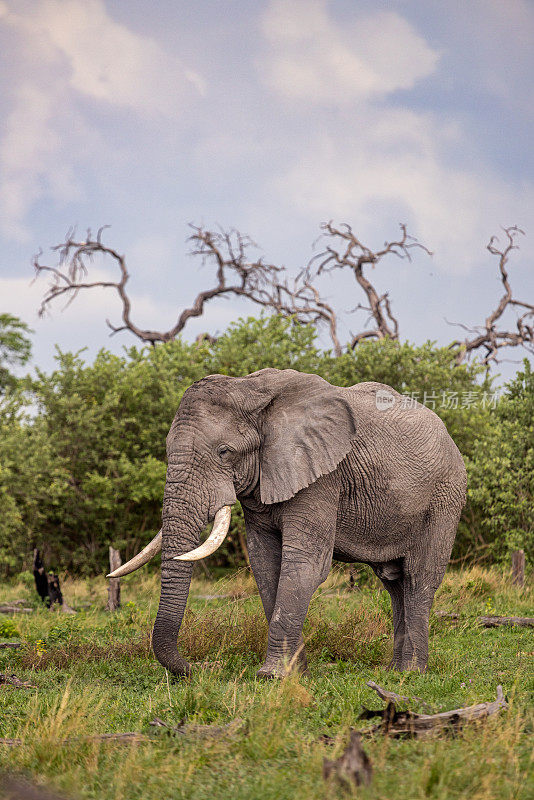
[109,368,358,675]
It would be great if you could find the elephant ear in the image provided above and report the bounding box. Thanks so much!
[257,370,358,504]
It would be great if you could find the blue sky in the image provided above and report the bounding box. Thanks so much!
[1,0,533,381]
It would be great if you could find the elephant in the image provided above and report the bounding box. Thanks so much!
[109,368,467,677]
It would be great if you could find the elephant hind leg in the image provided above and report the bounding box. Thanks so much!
[400,513,459,671]
[380,576,405,670]
[371,560,405,670]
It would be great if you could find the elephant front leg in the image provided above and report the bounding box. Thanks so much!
[247,524,308,676]
[257,541,332,678]
[256,489,337,678]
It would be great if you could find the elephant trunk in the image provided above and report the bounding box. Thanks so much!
[152,551,195,676]
[151,506,199,676]
[151,479,232,675]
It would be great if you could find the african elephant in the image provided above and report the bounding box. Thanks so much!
[109,368,467,677]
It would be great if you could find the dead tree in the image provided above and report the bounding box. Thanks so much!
[449,227,534,365]
[33,226,341,353]
[313,221,432,348]
[32,549,50,605]
[511,549,525,588]
[34,222,532,366]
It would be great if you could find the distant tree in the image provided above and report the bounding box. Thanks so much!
[0,313,32,392]
[0,315,492,574]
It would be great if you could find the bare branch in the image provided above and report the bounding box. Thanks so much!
[313,222,431,348]
[33,226,342,353]
[449,227,533,365]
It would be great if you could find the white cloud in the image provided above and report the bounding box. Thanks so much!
[259,0,439,104]
[0,81,84,242]
[2,0,204,114]
[255,1,534,272]
[0,0,205,240]
[273,106,534,272]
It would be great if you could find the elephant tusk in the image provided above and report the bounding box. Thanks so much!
[106,530,162,578]
[174,506,232,561]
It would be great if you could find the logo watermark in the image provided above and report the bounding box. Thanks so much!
[375,389,502,411]
[375,389,396,411]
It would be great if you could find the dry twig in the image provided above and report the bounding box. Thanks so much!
[0,674,37,690]
[0,605,32,614]
[0,718,245,748]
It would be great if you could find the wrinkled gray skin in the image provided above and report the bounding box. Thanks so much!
[152,368,466,678]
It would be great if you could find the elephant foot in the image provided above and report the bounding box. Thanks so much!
[256,648,309,680]
[386,658,403,671]
[256,667,281,680]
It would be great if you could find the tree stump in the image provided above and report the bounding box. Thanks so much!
[32,549,49,605]
[511,550,525,587]
[106,547,121,611]
[32,549,74,611]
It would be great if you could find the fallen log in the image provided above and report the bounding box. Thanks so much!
[361,682,508,739]
[433,612,534,627]
[149,716,245,738]
[323,730,372,789]
[0,605,33,614]
[0,674,37,690]
[478,615,534,628]
[0,643,22,650]
[0,718,246,747]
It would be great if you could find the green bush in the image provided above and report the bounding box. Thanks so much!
[462,360,534,562]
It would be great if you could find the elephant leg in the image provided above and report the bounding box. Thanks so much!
[399,575,437,671]
[246,521,308,673]
[400,515,457,671]
[257,478,337,679]
[257,544,329,679]
[381,577,405,670]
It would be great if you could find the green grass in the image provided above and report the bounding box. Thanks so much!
[0,566,532,800]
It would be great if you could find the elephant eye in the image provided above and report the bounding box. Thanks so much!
[218,446,231,459]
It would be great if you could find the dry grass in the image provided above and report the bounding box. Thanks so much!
[19,636,152,671]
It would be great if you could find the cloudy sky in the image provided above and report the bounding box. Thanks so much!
[1,0,533,380]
